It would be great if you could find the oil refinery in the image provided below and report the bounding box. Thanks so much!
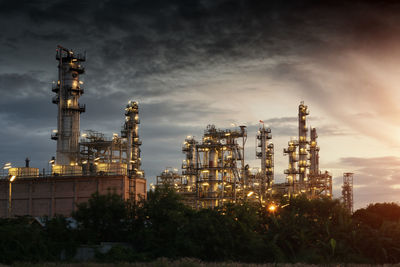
[0,46,353,217]
[156,101,339,209]
[0,46,146,218]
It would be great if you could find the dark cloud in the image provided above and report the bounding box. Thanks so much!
[1,0,400,199]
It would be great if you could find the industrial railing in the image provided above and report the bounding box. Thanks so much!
[0,167,129,180]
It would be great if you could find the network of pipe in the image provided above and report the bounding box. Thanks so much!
[155,101,332,209]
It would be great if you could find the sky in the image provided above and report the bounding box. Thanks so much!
[1,0,400,209]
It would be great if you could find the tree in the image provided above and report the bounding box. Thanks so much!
[72,192,127,243]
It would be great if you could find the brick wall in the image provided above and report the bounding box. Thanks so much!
[0,175,146,217]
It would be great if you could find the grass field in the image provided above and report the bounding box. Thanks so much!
[4,258,392,267]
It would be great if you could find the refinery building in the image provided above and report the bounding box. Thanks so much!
[0,46,354,217]
[0,46,146,218]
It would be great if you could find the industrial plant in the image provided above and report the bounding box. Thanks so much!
[156,102,339,209]
[0,46,354,217]
[0,46,146,218]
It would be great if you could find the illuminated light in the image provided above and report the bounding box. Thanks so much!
[79,80,84,84]
[9,175,16,182]
[3,166,11,170]
[52,129,58,133]
[268,204,277,212]
[81,133,87,137]
[82,160,88,164]
[5,163,11,166]
[247,191,254,197]
[94,157,100,161]
[202,182,209,186]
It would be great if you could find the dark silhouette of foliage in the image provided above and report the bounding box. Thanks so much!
[3,189,400,264]
[354,202,400,228]
[72,192,128,243]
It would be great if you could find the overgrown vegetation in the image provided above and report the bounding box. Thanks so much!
[1,186,400,264]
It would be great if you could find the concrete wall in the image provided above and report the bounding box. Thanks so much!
[0,175,146,218]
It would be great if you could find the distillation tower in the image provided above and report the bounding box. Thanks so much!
[284,138,299,195]
[309,128,319,176]
[182,136,198,192]
[52,45,86,166]
[256,124,274,200]
[282,101,332,198]
[298,102,309,184]
[122,101,145,198]
[342,172,354,213]
[307,128,332,198]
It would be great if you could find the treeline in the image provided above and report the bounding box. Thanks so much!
[1,187,400,264]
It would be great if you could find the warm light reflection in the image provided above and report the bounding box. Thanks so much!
[268,203,277,212]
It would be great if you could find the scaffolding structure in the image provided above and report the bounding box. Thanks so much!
[195,125,247,208]
[52,45,86,166]
[77,101,144,198]
[157,125,247,208]
[342,172,354,213]
[157,168,184,190]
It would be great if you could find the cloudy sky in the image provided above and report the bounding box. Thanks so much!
[1,0,400,209]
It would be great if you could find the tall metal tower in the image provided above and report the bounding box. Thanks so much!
[308,127,320,175]
[298,101,309,183]
[52,45,85,165]
[342,172,354,213]
[182,136,198,192]
[284,138,299,196]
[121,101,144,198]
[256,124,274,200]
